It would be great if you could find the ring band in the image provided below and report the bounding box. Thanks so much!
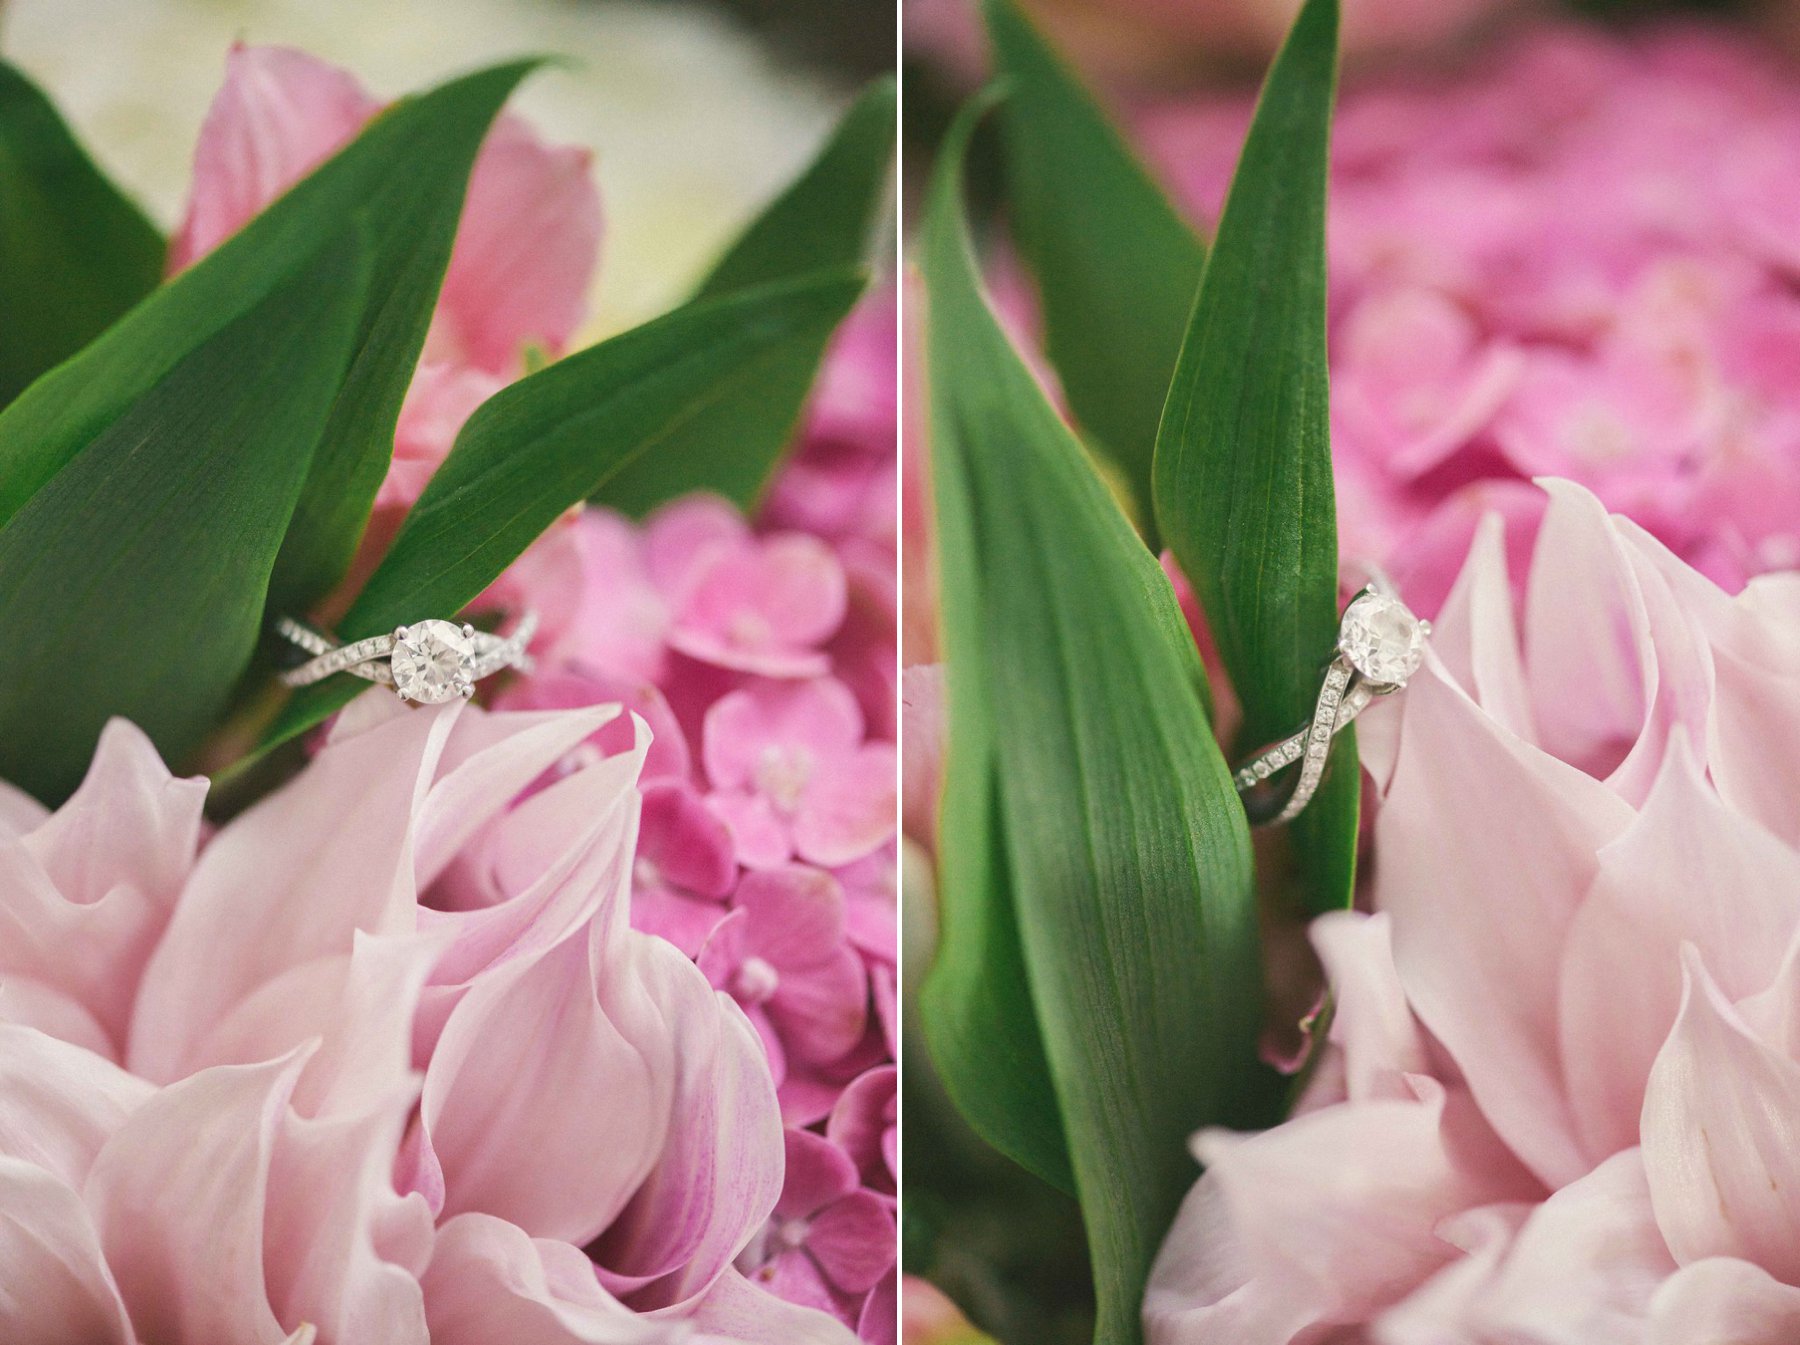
[276,612,538,705]
[1232,586,1429,824]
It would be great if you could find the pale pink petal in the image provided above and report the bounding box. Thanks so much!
[1425,513,1536,746]
[0,980,113,1059]
[87,1052,312,1345]
[1145,1083,1538,1345]
[702,681,865,794]
[1642,947,1800,1283]
[1559,736,1800,1161]
[0,1026,150,1188]
[589,943,783,1310]
[682,1267,861,1345]
[1647,1257,1800,1344]
[1376,657,1633,1186]
[642,497,749,602]
[172,44,379,269]
[422,1213,675,1345]
[130,704,457,1082]
[0,1156,133,1345]
[1309,911,1431,1105]
[502,671,691,784]
[435,116,601,374]
[794,744,898,869]
[668,534,847,678]
[423,922,668,1244]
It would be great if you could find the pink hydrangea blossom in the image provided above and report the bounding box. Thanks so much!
[1145,478,1800,1341]
[0,697,859,1342]
[1135,21,1800,611]
[171,43,602,516]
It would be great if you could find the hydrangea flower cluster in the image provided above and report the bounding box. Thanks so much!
[1137,21,1800,611]
[0,43,895,1345]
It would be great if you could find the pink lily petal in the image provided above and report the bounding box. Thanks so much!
[0,1026,150,1188]
[422,1213,673,1345]
[682,1267,861,1345]
[1647,1257,1800,1344]
[1308,911,1431,1105]
[87,1051,313,1344]
[501,670,691,784]
[422,921,667,1245]
[1558,735,1800,1161]
[130,704,457,1083]
[434,115,600,374]
[171,44,379,269]
[1376,654,1633,1187]
[589,944,782,1310]
[0,1156,133,1344]
[0,979,113,1059]
[1642,946,1800,1282]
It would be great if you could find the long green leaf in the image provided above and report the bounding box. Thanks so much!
[594,81,893,516]
[985,0,1205,541]
[258,268,865,752]
[1152,0,1357,915]
[0,228,371,803]
[0,61,534,612]
[0,62,164,408]
[923,99,1267,1345]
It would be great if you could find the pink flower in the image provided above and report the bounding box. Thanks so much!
[171,44,602,513]
[1145,478,1800,1341]
[1126,21,1800,609]
[742,1128,897,1329]
[700,866,871,1083]
[0,697,855,1343]
[703,679,898,871]
[628,781,738,956]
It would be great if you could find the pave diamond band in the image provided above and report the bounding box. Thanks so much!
[1232,585,1429,825]
[276,612,538,705]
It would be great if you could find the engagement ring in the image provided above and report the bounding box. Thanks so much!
[275,612,539,705]
[1232,586,1428,824]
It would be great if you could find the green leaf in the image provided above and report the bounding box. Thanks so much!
[922,98,1268,1345]
[0,61,535,612]
[0,62,164,408]
[984,0,1205,541]
[258,267,865,752]
[694,76,895,298]
[0,227,371,803]
[594,80,893,515]
[1152,0,1356,915]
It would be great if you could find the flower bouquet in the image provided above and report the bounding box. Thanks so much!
[904,0,1800,1342]
[0,34,895,1345]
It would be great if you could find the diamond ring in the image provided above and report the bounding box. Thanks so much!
[275,612,539,705]
[1232,586,1429,825]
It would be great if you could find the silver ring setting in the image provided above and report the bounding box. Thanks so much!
[276,612,539,705]
[1233,586,1429,824]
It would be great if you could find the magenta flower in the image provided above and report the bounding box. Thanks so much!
[742,1128,897,1328]
[700,866,870,1083]
[1146,479,1800,1341]
[630,780,738,957]
[703,679,897,871]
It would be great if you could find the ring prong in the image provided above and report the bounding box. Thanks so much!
[394,625,410,642]
[462,623,475,639]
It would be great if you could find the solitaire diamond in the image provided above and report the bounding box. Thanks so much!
[389,620,475,704]
[1339,591,1426,686]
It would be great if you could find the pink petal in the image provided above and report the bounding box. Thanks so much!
[435,115,601,374]
[130,704,457,1083]
[681,1267,861,1345]
[422,921,668,1244]
[826,1067,897,1195]
[1641,946,1800,1283]
[778,1129,860,1221]
[668,535,847,678]
[502,670,691,785]
[1559,736,1800,1161]
[1309,911,1431,1105]
[639,782,736,899]
[87,1052,311,1344]
[0,1156,133,1344]
[899,665,945,854]
[1647,1257,1800,1344]
[0,720,203,1050]
[642,497,750,602]
[766,947,869,1071]
[0,1026,150,1188]
[794,744,898,869]
[806,1191,895,1296]
[422,1213,672,1345]
[702,680,865,794]
[1376,656,1634,1187]
[172,44,380,269]
[706,791,793,870]
[857,1267,897,1345]
[588,946,783,1310]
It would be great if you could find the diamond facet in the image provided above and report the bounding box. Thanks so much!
[1339,591,1426,686]
[389,619,476,704]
